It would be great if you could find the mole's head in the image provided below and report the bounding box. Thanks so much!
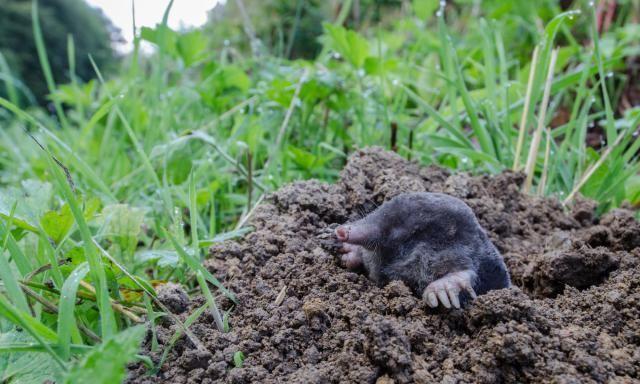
[335,192,477,252]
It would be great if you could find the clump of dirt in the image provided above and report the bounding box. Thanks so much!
[127,147,640,383]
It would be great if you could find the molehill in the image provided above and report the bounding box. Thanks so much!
[127,147,640,384]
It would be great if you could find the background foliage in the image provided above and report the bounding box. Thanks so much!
[0,0,119,105]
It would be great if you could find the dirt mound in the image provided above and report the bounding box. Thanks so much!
[127,147,640,383]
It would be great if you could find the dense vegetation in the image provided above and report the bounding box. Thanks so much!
[0,0,639,382]
[0,0,119,106]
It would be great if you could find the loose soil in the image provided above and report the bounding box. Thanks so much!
[127,147,640,384]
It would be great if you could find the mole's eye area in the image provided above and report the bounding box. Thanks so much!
[387,227,406,242]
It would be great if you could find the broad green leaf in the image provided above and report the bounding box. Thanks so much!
[0,180,53,232]
[323,24,370,68]
[140,25,178,56]
[363,57,398,76]
[40,204,74,243]
[64,326,146,384]
[0,330,63,384]
[98,204,145,251]
[177,30,208,66]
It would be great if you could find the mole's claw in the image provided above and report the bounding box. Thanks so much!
[446,284,461,308]
[436,289,451,308]
[465,285,477,300]
[426,292,438,308]
[424,269,477,309]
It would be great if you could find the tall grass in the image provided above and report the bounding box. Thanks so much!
[0,0,639,379]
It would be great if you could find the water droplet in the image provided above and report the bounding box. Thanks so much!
[223,39,230,46]
[461,157,469,164]
[436,10,443,17]
[591,96,596,103]
[588,1,595,7]
[333,52,341,60]
[606,71,614,78]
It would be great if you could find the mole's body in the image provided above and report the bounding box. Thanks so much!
[335,192,510,309]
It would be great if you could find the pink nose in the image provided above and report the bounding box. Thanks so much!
[335,225,349,242]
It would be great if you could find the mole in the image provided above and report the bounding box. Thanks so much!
[334,192,510,309]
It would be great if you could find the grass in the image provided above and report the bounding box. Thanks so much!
[0,0,639,381]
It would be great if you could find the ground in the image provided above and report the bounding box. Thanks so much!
[127,147,640,384]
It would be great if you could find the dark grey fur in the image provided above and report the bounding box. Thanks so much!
[340,192,510,296]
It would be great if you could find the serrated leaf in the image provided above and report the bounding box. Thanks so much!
[177,30,208,66]
[64,325,145,384]
[323,24,370,68]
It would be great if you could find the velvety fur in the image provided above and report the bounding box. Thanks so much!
[344,192,510,295]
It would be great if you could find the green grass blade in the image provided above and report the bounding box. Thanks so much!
[402,86,473,148]
[165,230,236,303]
[45,154,117,338]
[0,52,19,105]
[590,6,616,147]
[195,271,225,332]
[152,302,207,375]
[57,262,90,360]
[439,16,495,158]
[31,0,69,129]
[188,171,199,252]
[0,209,30,313]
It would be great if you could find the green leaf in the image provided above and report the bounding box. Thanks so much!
[0,329,64,384]
[165,230,237,303]
[323,24,370,68]
[363,57,397,76]
[413,0,439,19]
[64,326,145,384]
[98,204,145,251]
[177,30,208,66]
[233,351,245,368]
[57,262,91,360]
[40,204,74,244]
[198,226,254,248]
[0,180,53,232]
[140,25,178,56]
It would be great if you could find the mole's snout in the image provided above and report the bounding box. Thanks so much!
[335,225,349,242]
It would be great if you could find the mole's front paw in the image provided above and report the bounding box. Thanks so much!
[423,270,477,309]
[339,243,364,269]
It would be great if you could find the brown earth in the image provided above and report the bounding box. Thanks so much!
[127,147,640,384]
